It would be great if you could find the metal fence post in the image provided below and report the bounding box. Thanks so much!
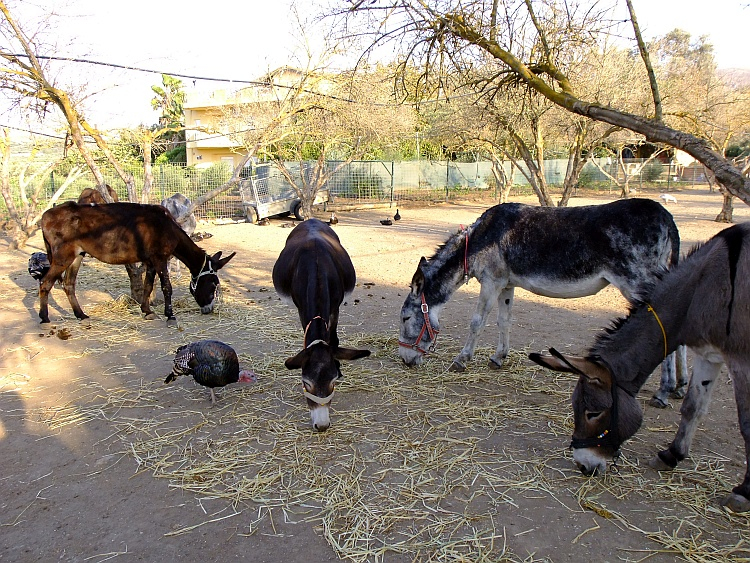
[390,161,394,206]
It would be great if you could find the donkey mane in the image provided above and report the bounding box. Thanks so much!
[419,226,474,300]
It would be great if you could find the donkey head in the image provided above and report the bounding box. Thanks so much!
[285,343,370,432]
[529,349,643,476]
[190,251,236,314]
[399,257,442,366]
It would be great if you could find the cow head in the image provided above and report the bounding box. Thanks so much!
[190,251,236,314]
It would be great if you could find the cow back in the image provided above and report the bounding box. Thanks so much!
[41,202,184,265]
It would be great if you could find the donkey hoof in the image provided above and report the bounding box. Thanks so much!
[721,493,750,513]
[144,313,158,321]
[488,357,505,370]
[648,396,670,409]
[648,455,674,472]
[166,317,178,328]
[449,360,466,372]
[671,386,687,400]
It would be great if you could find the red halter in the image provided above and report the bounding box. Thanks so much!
[398,293,439,356]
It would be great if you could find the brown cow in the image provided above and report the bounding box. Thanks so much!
[39,202,235,326]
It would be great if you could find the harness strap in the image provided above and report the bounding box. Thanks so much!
[190,254,215,291]
[647,304,668,360]
[303,388,335,406]
[303,316,329,348]
[398,293,439,355]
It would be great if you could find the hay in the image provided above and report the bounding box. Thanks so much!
[24,280,750,562]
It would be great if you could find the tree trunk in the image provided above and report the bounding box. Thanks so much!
[715,186,734,223]
[125,263,147,304]
[142,139,153,204]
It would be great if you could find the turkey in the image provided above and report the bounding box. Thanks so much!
[394,209,401,221]
[28,252,51,281]
[165,340,257,405]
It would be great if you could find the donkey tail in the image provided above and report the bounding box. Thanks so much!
[718,225,745,336]
[668,220,681,269]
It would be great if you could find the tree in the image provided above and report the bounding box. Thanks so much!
[645,29,750,221]
[340,1,750,204]
[150,74,187,163]
[0,1,138,201]
[216,64,414,219]
[0,129,84,248]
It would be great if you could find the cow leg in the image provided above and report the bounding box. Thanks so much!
[141,266,158,320]
[488,287,515,370]
[649,351,723,472]
[38,263,69,324]
[61,255,88,320]
[157,266,176,326]
[722,361,750,512]
[450,279,502,372]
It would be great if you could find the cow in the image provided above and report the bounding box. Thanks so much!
[38,202,235,326]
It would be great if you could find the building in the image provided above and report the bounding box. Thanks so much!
[184,67,327,168]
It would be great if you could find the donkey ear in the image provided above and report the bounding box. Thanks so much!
[529,350,608,384]
[333,347,371,362]
[529,350,588,375]
[284,348,312,370]
[211,251,236,270]
[410,257,427,296]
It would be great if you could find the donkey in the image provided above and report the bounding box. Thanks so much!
[398,199,688,407]
[529,223,750,512]
[272,218,371,432]
[38,202,235,326]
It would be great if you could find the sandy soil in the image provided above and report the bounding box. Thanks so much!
[2,186,750,562]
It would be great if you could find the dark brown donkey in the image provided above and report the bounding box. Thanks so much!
[530,223,750,512]
[38,202,235,326]
[272,218,370,432]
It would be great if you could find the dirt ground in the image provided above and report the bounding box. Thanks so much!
[2,186,750,562]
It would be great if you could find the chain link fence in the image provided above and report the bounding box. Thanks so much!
[2,158,702,223]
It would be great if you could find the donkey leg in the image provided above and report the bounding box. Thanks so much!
[488,287,515,370]
[672,345,689,398]
[649,353,677,408]
[722,362,750,512]
[450,280,501,372]
[650,345,691,407]
[62,255,88,320]
[649,351,723,471]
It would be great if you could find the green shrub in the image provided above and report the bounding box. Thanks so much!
[643,161,664,183]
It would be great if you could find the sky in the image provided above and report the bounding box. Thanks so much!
[4,0,749,133]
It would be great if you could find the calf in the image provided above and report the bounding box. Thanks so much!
[39,202,235,326]
[272,218,370,431]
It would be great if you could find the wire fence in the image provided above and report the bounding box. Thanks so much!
[1,158,705,223]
